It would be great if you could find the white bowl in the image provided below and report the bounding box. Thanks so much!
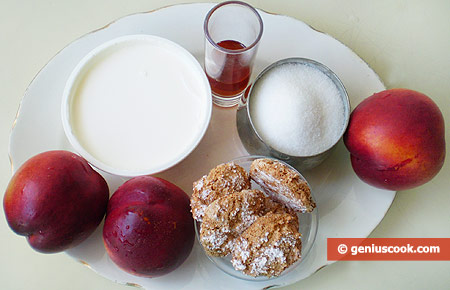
[62,35,212,176]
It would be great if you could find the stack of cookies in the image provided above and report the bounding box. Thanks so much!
[190,158,316,278]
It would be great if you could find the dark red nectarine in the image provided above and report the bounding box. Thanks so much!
[103,176,194,277]
[344,89,445,190]
[3,150,109,253]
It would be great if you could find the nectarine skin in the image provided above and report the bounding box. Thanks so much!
[344,89,445,190]
[103,176,194,277]
[3,150,109,253]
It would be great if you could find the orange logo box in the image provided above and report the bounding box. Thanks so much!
[327,238,450,261]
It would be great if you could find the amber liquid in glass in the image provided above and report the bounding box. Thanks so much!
[207,40,251,97]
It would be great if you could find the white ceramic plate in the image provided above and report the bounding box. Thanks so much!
[8,3,395,289]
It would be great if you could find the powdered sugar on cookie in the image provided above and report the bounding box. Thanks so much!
[190,162,251,222]
[231,212,302,277]
[250,158,316,213]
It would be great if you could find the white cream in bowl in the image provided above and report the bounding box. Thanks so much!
[62,35,212,176]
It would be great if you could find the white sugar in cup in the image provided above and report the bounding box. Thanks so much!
[250,62,344,156]
[236,58,350,170]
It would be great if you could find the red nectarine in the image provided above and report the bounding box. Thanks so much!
[103,176,194,277]
[344,89,445,190]
[3,150,109,253]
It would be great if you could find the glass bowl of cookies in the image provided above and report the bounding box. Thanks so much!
[190,155,319,281]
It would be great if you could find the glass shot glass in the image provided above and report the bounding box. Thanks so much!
[204,1,263,107]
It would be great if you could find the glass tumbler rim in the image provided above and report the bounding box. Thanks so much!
[204,1,264,54]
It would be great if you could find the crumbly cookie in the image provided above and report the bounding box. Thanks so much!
[250,158,316,213]
[231,212,302,277]
[199,190,296,257]
[190,162,251,222]
[200,189,269,257]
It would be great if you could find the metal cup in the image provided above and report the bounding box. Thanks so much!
[236,57,350,171]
